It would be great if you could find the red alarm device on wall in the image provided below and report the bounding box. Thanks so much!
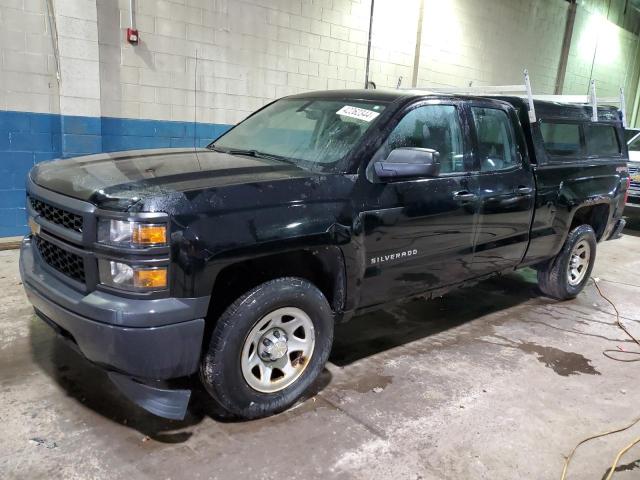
[126,28,139,45]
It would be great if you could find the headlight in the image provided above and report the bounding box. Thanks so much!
[99,260,168,291]
[98,219,167,247]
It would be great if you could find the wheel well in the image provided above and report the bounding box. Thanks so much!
[206,247,345,323]
[570,204,609,240]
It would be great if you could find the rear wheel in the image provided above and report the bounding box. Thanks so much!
[537,224,597,300]
[200,277,333,419]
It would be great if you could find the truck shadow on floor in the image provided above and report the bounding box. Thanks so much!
[331,269,541,366]
[29,269,542,442]
[29,319,333,443]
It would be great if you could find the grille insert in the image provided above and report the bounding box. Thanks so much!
[30,197,83,233]
[630,166,640,195]
[34,236,85,283]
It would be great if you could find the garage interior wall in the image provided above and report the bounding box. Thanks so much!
[1,0,640,237]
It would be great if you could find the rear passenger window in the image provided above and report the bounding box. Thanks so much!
[540,122,581,157]
[471,107,518,171]
[584,124,620,156]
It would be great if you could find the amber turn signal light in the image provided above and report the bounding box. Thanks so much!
[132,224,167,245]
[133,268,168,289]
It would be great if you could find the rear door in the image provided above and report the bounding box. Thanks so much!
[467,101,535,275]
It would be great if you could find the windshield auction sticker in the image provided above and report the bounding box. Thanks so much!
[337,105,380,122]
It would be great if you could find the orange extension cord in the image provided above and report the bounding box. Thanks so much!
[560,279,640,480]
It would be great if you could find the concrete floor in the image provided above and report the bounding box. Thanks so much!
[2,230,640,480]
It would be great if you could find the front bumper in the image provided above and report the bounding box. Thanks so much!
[607,218,626,240]
[20,236,209,418]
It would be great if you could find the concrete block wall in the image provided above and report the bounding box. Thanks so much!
[1,0,60,236]
[97,0,386,127]
[414,0,640,110]
[416,0,568,93]
[0,0,60,114]
[564,7,640,103]
[2,0,640,237]
[366,0,420,88]
[0,111,61,235]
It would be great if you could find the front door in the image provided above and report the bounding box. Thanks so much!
[358,101,480,308]
[467,102,535,275]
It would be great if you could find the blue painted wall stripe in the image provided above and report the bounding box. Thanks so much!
[0,109,231,237]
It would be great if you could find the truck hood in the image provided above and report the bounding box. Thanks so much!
[30,148,315,210]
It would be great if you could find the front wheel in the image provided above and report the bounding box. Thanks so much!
[200,277,334,419]
[537,224,597,300]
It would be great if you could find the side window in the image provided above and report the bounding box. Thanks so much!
[471,107,518,172]
[584,124,620,157]
[381,104,466,173]
[539,122,581,157]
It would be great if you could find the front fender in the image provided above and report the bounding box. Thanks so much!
[172,201,355,298]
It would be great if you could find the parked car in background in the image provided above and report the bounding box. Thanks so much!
[625,128,640,213]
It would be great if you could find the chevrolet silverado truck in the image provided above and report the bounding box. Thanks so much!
[20,90,629,420]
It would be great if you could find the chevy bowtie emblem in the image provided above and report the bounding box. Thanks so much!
[29,218,40,236]
[370,249,418,265]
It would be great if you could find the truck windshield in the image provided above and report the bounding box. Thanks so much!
[209,98,388,173]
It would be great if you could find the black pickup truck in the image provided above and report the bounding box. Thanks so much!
[20,90,629,420]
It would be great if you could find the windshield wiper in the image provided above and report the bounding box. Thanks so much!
[210,146,297,165]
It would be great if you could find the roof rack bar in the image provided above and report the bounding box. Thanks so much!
[425,84,526,94]
[589,80,598,122]
[529,94,590,102]
[524,69,536,123]
[403,69,625,125]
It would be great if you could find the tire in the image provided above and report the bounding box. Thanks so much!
[200,277,334,419]
[537,224,597,300]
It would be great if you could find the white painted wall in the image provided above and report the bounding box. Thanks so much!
[98,0,382,125]
[415,0,568,94]
[1,0,640,123]
[0,0,59,114]
[565,7,640,101]
[54,0,101,117]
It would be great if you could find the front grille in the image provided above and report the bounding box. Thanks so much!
[630,166,640,197]
[34,236,85,283]
[30,197,83,233]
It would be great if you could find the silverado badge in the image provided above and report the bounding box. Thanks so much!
[370,249,418,265]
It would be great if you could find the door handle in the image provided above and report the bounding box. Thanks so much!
[516,186,533,195]
[453,191,477,202]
